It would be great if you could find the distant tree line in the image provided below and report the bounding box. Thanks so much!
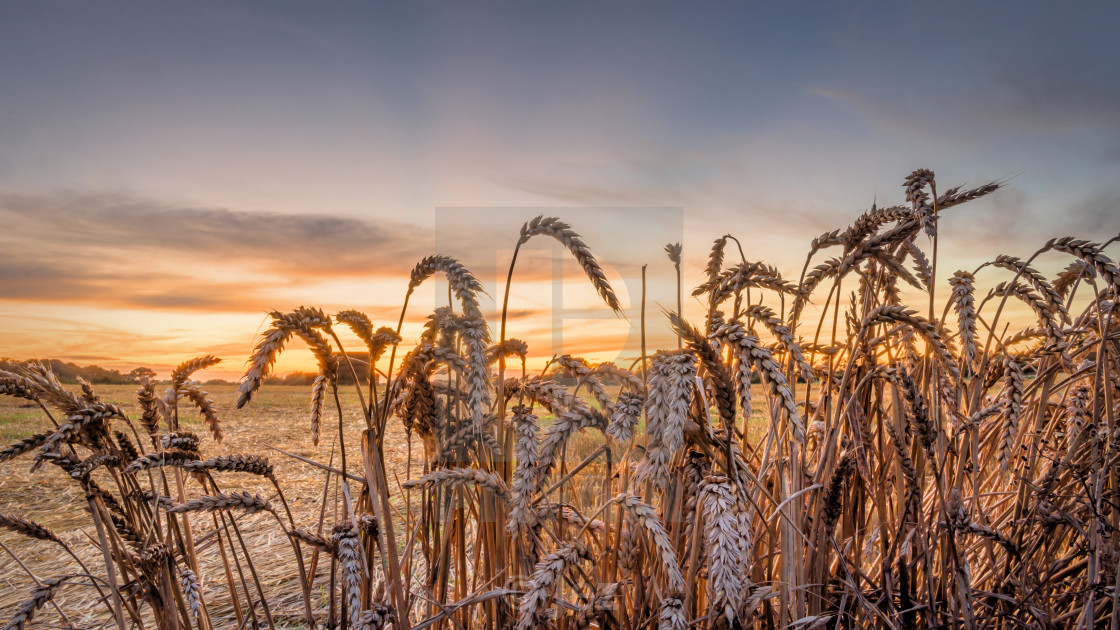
[0,358,232,385]
[0,358,153,384]
[0,354,775,388]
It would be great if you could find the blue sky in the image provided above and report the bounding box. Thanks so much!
[1,1,1117,374]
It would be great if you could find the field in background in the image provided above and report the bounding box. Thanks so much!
[0,382,770,528]
[0,379,773,626]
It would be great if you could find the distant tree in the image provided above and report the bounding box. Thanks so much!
[129,366,158,381]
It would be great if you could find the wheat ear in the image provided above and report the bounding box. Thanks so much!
[125,450,199,473]
[171,355,222,389]
[659,596,688,630]
[615,492,685,593]
[402,467,508,499]
[821,451,857,536]
[182,454,274,479]
[949,271,978,369]
[169,491,275,515]
[640,350,696,487]
[3,576,71,630]
[0,514,62,544]
[136,377,163,434]
[1,432,51,463]
[162,431,200,451]
[407,254,487,320]
[333,522,363,628]
[516,541,591,630]
[291,527,336,552]
[715,321,805,441]
[509,405,541,534]
[180,568,201,619]
[1046,236,1120,291]
[0,372,39,403]
[700,476,752,626]
[355,604,394,630]
[16,362,86,415]
[606,392,643,443]
[519,215,621,312]
[182,382,223,442]
[744,304,814,380]
[554,354,613,410]
[992,254,1069,323]
[998,358,1024,473]
[668,312,736,428]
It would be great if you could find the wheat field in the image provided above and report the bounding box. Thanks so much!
[2,169,1119,629]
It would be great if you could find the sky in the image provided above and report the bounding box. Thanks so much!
[1,1,1118,379]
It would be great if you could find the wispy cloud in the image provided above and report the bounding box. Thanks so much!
[0,191,432,275]
[0,191,437,310]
